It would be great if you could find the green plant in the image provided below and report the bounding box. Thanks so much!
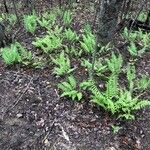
[16,42,33,65]
[63,10,73,26]
[51,51,75,76]
[138,12,147,22]
[58,76,82,101]
[64,46,82,57]
[37,16,51,29]
[115,89,150,120]
[1,44,21,65]
[81,58,107,76]
[106,53,123,75]
[1,42,33,65]
[80,33,96,54]
[23,13,37,33]
[90,75,118,114]
[89,75,150,120]
[136,75,150,91]
[64,28,78,42]
[32,56,47,69]
[122,27,138,42]
[32,33,62,54]
[42,12,57,26]
[126,64,136,93]
[83,23,92,35]
[127,42,138,56]
[47,25,63,36]
[80,79,94,90]
[99,42,112,53]
[81,58,92,70]
[123,27,150,55]
[111,125,122,134]
[127,32,150,56]
[7,14,17,26]
[141,33,150,52]
[0,13,5,22]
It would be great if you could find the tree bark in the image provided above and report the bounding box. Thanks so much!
[97,0,125,44]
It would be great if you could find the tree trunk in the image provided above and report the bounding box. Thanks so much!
[97,0,125,44]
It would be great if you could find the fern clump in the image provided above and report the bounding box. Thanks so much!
[2,44,21,65]
[58,76,82,101]
[32,34,62,54]
[126,64,136,93]
[1,42,33,65]
[90,75,119,114]
[23,13,37,34]
[89,74,150,120]
[115,90,150,120]
[37,11,57,28]
[106,53,123,75]
[64,28,78,42]
[63,10,73,26]
[51,51,75,76]
[80,33,96,54]
[81,58,107,76]
[136,75,150,91]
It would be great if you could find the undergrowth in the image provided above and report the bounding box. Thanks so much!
[0,7,149,121]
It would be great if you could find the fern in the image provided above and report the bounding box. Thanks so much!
[64,28,78,42]
[116,90,150,120]
[32,34,62,54]
[1,42,32,65]
[81,58,107,76]
[2,44,21,65]
[90,83,107,110]
[23,13,37,34]
[122,27,138,42]
[80,33,96,54]
[84,23,92,35]
[63,10,73,26]
[106,53,123,75]
[136,75,150,90]
[90,82,117,114]
[15,42,33,65]
[126,64,136,93]
[37,17,51,28]
[47,25,63,36]
[64,46,82,57]
[80,79,94,90]
[86,73,150,120]
[106,75,118,99]
[51,51,75,76]
[128,42,138,56]
[58,76,82,101]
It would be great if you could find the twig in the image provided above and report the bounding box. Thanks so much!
[11,78,33,109]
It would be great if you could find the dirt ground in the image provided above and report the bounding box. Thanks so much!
[0,0,150,150]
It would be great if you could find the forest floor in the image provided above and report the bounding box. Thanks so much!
[0,0,150,150]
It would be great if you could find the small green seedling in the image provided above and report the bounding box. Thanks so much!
[111,125,122,134]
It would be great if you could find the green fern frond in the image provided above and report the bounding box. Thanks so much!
[126,64,136,92]
[106,53,123,75]
[51,51,75,76]
[106,75,118,99]
[58,76,82,101]
[136,75,150,90]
